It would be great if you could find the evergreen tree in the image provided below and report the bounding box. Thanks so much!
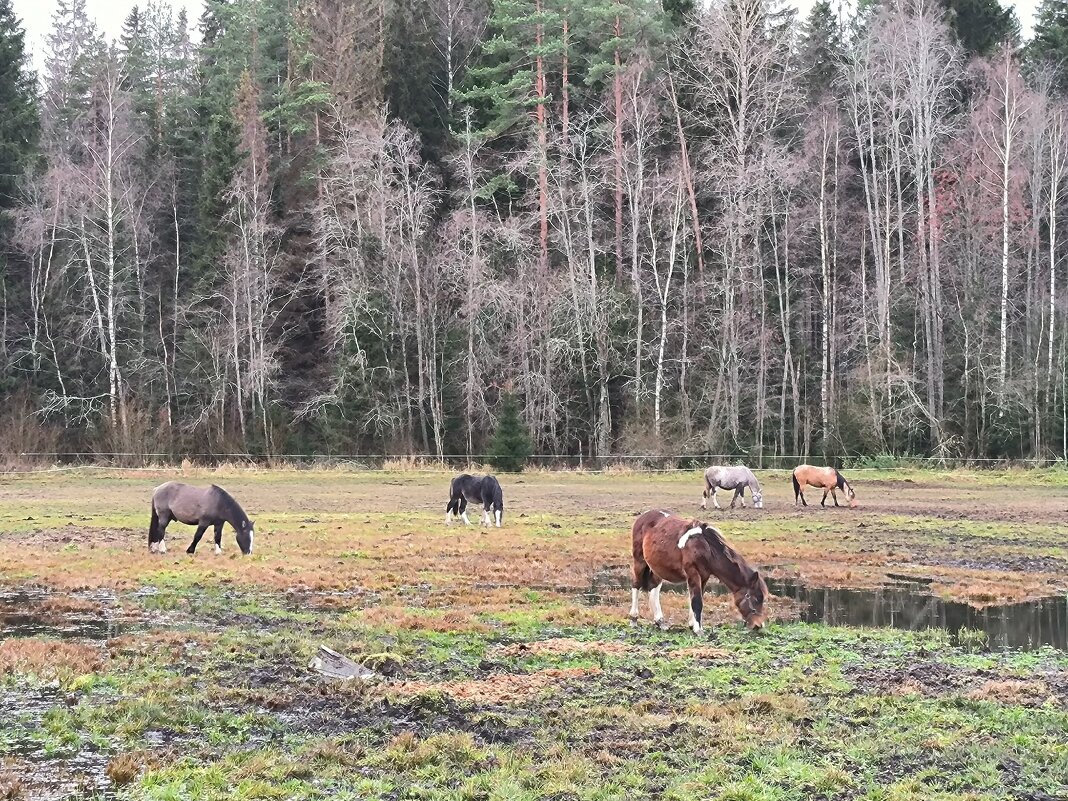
[488,394,533,472]
[1030,0,1068,92]
[799,0,844,100]
[941,0,1017,57]
[384,0,448,158]
[0,0,38,214]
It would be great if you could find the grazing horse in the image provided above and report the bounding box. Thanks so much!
[630,510,768,633]
[792,464,856,508]
[701,465,763,510]
[148,482,255,555]
[446,474,504,527]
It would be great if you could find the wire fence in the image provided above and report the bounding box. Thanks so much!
[5,450,1068,475]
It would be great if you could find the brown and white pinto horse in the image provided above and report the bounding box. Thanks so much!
[630,510,769,634]
[792,464,856,508]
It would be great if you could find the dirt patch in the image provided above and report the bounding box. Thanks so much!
[107,630,218,660]
[387,667,600,704]
[357,607,492,634]
[0,638,104,678]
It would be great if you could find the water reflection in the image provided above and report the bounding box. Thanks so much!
[766,579,1067,652]
[588,570,1068,651]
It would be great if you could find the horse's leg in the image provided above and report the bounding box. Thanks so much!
[712,487,722,511]
[186,524,208,555]
[821,488,829,507]
[686,570,705,635]
[154,513,170,553]
[446,496,456,525]
[831,487,840,507]
[482,501,492,526]
[459,496,471,526]
[629,558,646,625]
[650,582,667,629]
[213,522,224,554]
[730,487,744,509]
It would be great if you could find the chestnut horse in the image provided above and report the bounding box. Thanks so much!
[630,510,768,634]
[792,464,856,508]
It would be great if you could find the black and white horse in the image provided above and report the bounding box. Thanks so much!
[446,474,504,527]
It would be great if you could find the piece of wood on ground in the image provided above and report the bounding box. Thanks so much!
[309,645,376,681]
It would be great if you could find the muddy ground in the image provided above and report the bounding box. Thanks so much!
[0,467,1065,800]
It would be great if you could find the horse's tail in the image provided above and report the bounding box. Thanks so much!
[791,473,801,500]
[493,478,504,509]
[835,470,847,490]
[148,506,161,545]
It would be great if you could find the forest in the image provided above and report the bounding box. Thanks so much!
[1,0,1068,462]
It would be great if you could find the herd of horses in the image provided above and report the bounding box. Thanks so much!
[146,464,858,636]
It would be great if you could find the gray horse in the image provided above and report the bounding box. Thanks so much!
[700,466,763,510]
[148,482,255,555]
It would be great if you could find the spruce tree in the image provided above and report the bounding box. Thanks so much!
[1030,0,1068,92]
[941,0,1017,57]
[488,394,533,472]
[0,0,38,214]
[798,0,844,100]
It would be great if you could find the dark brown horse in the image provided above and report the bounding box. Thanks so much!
[630,510,768,633]
[792,464,856,508]
[149,482,255,555]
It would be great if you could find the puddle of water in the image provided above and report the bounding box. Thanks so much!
[586,570,1068,651]
[766,579,1067,652]
[0,589,128,641]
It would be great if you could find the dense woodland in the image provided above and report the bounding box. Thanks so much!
[5,0,1068,461]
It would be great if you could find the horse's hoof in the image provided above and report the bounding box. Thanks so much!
[628,616,639,628]
[655,618,668,631]
[185,547,195,555]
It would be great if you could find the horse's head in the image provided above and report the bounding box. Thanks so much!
[846,484,857,508]
[732,571,769,630]
[237,519,255,555]
[751,489,763,509]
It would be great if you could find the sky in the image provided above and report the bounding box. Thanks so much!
[10,0,1045,71]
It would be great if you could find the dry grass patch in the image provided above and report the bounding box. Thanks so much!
[0,769,21,801]
[496,638,631,657]
[105,751,159,786]
[0,638,103,678]
[966,679,1055,707]
[388,667,600,703]
[357,606,491,634]
[107,630,218,659]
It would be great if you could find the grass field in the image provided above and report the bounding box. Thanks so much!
[0,467,1066,800]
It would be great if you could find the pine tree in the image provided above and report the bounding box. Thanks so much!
[488,394,532,472]
[1030,0,1068,92]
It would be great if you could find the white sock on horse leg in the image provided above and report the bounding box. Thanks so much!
[446,510,453,525]
[650,584,664,622]
[158,540,167,554]
[713,491,721,510]
[495,510,501,527]
[461,511,471,525]
[629,587,639,619]
[215,544,222,555]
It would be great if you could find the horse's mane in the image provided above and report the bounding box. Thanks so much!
[834,470,847,490]
[697,523,757,582]
[211,485,249,524]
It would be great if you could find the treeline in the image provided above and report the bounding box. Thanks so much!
[4,0,1068,461]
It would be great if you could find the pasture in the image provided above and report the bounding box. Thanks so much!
[0,467,1066,800]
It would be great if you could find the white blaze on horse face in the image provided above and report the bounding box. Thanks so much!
[677,526,702,549]
[495,509,502,527]
[629,587,639,619]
